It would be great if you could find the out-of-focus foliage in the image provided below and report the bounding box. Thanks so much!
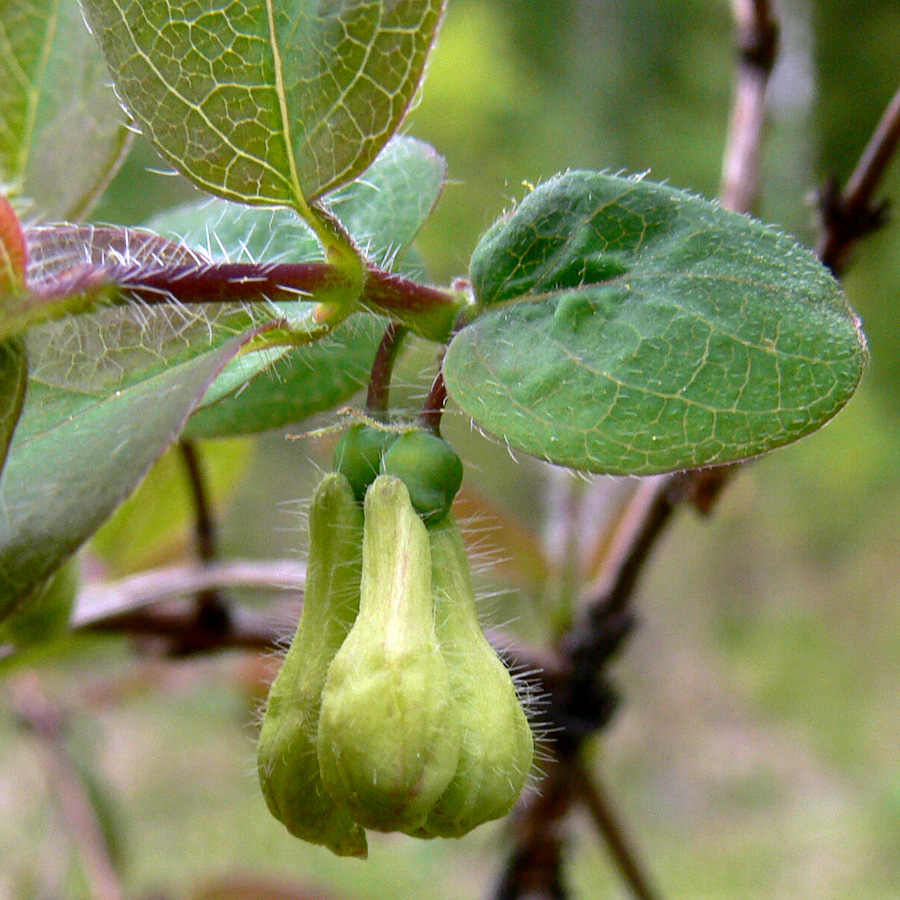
[813,0,900,407]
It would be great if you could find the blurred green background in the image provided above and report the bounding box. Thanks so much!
[3,0,900,898]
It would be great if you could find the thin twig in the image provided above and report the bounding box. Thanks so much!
[574,475,677,617]
[72,559,305,625]
[81,604,281,653]
[59,561,560,671]
[572,759,662,900]
[817,82,900,274]
[720,0,779,214]
[179,440,232,642]
[179,440,217,564]
[9,675,125,900]
[494,756,577,900]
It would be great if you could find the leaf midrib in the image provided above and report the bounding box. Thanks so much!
[264,0,305,212]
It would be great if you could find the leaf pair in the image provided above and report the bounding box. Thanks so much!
[0,134,447,622]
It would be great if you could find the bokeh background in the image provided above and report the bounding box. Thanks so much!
[2,1,899,898]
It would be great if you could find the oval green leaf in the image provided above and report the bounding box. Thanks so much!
[0,330,259,620]
[444,172,868,475]
[80,0,444,207]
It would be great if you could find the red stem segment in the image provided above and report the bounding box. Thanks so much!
[29,259,460,342]
[366,322,408,416]
[418,369,448,436]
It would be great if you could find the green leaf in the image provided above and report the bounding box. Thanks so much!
[150,136,446,437]
[80,0,444,207]
[0,337,27,475]
[0,556,77,648]
[89,438,253,577]
[0,0,129,221]
[0,329,258,620]
[184,317,382,438]
[444,172,868,475]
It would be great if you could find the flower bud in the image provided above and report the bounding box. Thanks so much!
[418,513,534,838]
[257,473,368,858]
[317,475,462,832]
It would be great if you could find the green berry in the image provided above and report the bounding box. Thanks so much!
[380,431,463,522]
[333,424,397,503]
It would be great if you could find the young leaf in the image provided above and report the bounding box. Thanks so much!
[0,198,28,473]
[80,0,444,208]
[183,317,382,438]
[444,172,868,475]
[0,195,27,292]
[0,330,260,621]
[0,0,129,221]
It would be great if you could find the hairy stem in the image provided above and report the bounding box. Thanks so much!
[366,322,408,416]
[418,368,448,436]
[25,260,462,344]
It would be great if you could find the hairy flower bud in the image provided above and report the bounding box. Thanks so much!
[418,512,534,838]
[257,473,368,858]
[317,475,462,832]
